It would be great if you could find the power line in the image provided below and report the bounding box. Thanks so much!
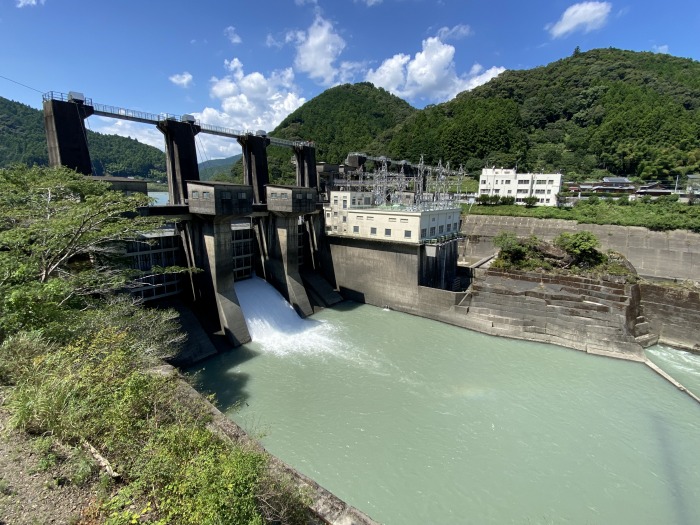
[0,74,44,94]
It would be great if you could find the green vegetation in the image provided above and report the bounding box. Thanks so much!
[0,96,166,180]
[378,48,700,182]
[491,230,634,278]
[241,82,417,182]
[0,165,308,524]
[465,195,700,232]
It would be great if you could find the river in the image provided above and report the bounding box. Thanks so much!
[188,276,700,525]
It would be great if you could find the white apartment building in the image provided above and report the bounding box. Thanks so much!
[323,190,460,244]
[479,168,562,206]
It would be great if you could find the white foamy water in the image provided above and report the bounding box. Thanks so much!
[646,345,700,397]
[235,276,344,357]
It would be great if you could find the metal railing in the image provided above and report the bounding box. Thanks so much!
[43,91,311,148]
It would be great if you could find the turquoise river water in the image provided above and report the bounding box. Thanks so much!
[189,277,700,525]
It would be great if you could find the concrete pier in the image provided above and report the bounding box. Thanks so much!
[43,96,94,175]
[157,119,201,206]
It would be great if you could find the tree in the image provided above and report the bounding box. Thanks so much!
[523,196,538,207]
[0,164,169,339]
[554,230,602,266]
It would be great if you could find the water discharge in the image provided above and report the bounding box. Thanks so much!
[189,278,700,525]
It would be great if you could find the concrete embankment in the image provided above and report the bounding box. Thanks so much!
[639,283,700,353]
[460,215,700,281]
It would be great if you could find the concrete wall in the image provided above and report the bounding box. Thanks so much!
[460,269,645,359]
[640,284,700,353]
[326,237,422,312]
[460,215,700,281]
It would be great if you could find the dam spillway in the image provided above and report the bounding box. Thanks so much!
[189,282,700,525]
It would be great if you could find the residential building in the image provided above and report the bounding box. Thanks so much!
[479,168,562,206]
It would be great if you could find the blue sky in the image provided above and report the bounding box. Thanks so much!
[1,0,698,159]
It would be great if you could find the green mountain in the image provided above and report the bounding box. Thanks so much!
[198,155,242,181]
[0,96,166,180]
[234,82,418,183]
[379,48,700,181]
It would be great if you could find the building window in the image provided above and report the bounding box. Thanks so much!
[326,212,330,218]
[307,193,314,199]
[221,191,231,199]
[370,227,377,235]
[518,180,529,184]
[438,225,444,234]
[536,179,546,185]
[494,189,500,194]
[389,217,397,222]
[400,218,408,223]
[333,197,338,205]
[238,192,247,199]
[548,180,554,185]
[430,226,436,236]
[333,211,338,217]
[192,191,200,199]
[421,228,427,238]
[203,191,211,199]
[404,230,411,239]
[353,225,359,233]
[453,223,458,231]
[342,216,347,222]
[547,189,552,194]
[352,197,356,206]
[367,216,374,221]
[342,199,347,209]
[517,189,529,194]
[481,179,486,185]
[364,197,371,205]
[296,193,303,200]
[384,228,391,236]
[357,216,363,220]
[447,223,451,232]
[504,180,511,184]
[507,189,512,194]
[535,189,545,194]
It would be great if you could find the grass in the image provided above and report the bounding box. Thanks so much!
[465,199,700,232]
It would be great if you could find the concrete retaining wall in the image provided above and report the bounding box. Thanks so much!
[640,284,700,353]
[460,215,700,281]
[460,269,646,359]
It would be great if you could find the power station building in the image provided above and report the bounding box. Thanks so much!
[323,190,461,244]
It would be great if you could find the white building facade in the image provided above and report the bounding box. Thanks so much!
[479,168,562,206]
[323,190,460,244]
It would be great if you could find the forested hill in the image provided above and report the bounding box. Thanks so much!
[379,48,700,182]
[0,96,166,180]
[246,82,417,183]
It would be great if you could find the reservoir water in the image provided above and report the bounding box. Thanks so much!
[189,277,700,524]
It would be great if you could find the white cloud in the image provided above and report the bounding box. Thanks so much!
[366,37,504,104]
[198,59,306,158]
[547,2,612,39]
[652,44,669,54]
[224,26,242,44]
[292,14,346,85]
[16,0,45,6]
[354,0,383,6]
[90,117,165,152]
[436,24,472,41]
[169,72,193,88]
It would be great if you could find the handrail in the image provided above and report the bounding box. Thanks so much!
[42,91,311,148]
